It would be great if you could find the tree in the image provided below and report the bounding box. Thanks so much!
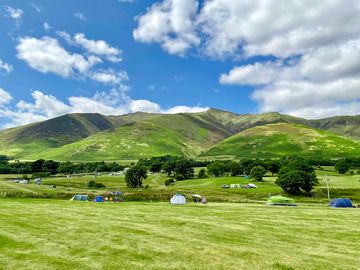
[207,162,227,177]
[227,161,243,176]
[197,168,208,179]
[275,158,318,195]
[250,166,266,181]
[125,164,148,188]
[31,159,45,173]
[335,160,350,174]
[174,158,194,179]
[43,160,59,175]
[265,160,280,176]
[149,161,162,173]
[162,161,176,176]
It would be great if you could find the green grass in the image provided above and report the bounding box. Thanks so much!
[0,199,359,269]
[1,167,360,203]
[202,123,360,159]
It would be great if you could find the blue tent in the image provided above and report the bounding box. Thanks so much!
[94,195,104,202]
[329,198,353,208]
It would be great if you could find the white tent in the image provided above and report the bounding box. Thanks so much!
[170,194,186,205]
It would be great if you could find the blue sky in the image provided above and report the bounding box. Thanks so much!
[1,0,360,128]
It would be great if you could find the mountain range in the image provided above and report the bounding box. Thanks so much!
[1,108,360,161]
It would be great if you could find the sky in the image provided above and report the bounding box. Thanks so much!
[0,0,360,129]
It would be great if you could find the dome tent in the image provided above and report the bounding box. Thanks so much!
[266,195,297,206]
[170,194,186,205]
[70,194,88,201]
[329,198,353,208]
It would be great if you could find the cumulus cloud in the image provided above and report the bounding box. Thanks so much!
[16,36,98,78]
[221,38,360,118]
[57,31,122,62]
[135,0,360,59]
[73,33,122,62]
[133,0,200,55]
[0,88,12,106]
[0,89,208,128]
[134,0,360,118]
[90,69,129,85]
[0,59,13,75]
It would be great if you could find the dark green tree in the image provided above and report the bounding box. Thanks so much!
[149,161,162,173]
[250,165,266,181]
[207,162,227,177]
[335,160,350,174]
[275,158,318,195]
[227,161,243,176]
[174,158,194,179]
[197,168,208,179]
[125,164,148,188]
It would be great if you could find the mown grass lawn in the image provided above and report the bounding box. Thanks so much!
[0,199,359,270]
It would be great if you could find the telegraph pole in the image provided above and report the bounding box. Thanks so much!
[325,176,330,201]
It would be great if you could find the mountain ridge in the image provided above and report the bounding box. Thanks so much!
[1,108,360,160]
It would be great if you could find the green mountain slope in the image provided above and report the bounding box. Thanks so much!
[201,123,360,159]
[2,108,360,161]
[27,113,232,161]
[32,122,197,161]
[0,113,116,158]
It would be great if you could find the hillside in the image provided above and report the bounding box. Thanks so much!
[201,123,360,159]
[2,108,360,161]
[0,113,117,158]
[27,113,232,161]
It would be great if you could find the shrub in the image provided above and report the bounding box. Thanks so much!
[165,178,175,186]
[197,168,208,179]
[88,180,96,188]
[175,174,185,181]
[250,166,266,181]
[94,182,105,188]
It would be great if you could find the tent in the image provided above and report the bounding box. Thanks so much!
[329,198,353,208]
[170,194,186,205]
[94,195,104,202]
[266,195,297,206]
[70,194,88,201]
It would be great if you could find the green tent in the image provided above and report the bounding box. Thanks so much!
[70,194,88,201]
[266,195,296,206]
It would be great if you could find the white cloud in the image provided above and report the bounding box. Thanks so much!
[0,89,208,128]
[74,12,87,20]
[0,59,13,75]
[133,0,200,56]
[220,62,282,86]
[73,33,122,62]
[118,0,136,3]
[0,88,12,106]
[135,0,360,59]
[90,69,129,85]
[4,5,23,20]
[132,0,359,118]
[221,38,360,118]
[16,36,98,78]
[43,22,51,31]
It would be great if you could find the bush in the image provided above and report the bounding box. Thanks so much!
[94,182,105,188]
[165,178,175,186]
[197,168,208,179]
[335,160,350,174]
[175,174,185,181]
[250,166,266,181]
[88,180,96,188]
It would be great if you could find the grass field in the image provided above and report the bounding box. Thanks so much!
[1,168,360,203]
[0,199,359,270]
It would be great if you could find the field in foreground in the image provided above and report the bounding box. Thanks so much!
[0,199,359,270]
